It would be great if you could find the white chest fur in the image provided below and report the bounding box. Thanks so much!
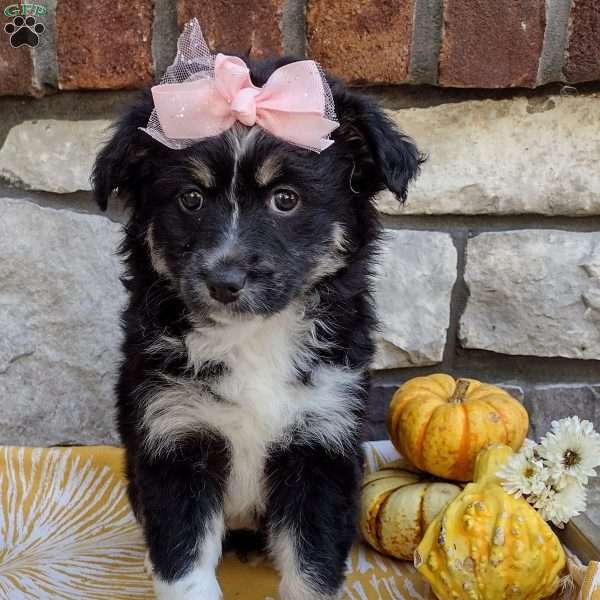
[142,306,362,528]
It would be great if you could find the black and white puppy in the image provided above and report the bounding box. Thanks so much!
[92,56,421,600]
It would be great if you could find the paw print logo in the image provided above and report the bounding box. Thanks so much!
[4,16,45,48]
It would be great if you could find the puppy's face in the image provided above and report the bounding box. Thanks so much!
[147,127,353,318]
[93,58,422,321]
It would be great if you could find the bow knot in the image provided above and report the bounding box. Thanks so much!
[231,86,260,126]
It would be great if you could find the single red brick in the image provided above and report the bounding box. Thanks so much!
[564,0,600,83]
[57,0,154,90]
[177,0,284,58]
[307,0,415,85]
[0,43,39,96]
[439,0,545,88]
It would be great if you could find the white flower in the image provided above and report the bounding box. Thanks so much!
[498,451,549,498]
[538,416,600,486]
[519,438,539,460]
[531,478,587,528]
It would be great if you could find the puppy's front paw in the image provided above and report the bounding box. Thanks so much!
[153,568,222,600]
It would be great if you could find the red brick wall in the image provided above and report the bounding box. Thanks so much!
[1,0,599,95]
[56,0,155,90]
[438,0,546,88]
[307,0,415,85]
[177,0,285,58]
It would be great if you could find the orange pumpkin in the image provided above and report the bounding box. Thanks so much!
[386,374,528,481]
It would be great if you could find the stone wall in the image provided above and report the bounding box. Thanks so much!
[1,0,599,479]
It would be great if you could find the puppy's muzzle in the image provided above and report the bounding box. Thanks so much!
[206,263,247,304]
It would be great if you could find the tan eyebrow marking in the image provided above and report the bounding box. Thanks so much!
[187,157,215,188]
[255,155,283,187]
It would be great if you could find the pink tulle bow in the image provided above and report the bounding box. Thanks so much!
[145,20,338,152]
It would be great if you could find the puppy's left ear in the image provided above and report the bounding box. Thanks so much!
[331,83,425,202]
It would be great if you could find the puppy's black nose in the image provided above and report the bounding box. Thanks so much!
[206,266,247,304]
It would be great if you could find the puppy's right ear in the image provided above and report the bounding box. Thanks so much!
[92,90,154,211]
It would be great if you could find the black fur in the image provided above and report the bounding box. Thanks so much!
[93,54,421,599]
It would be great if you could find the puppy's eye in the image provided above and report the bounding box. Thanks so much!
[179,190,204,212]
[270,189,300,213]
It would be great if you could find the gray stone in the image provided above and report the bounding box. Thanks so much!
[0,198,124,445]
[377,95,600,215]
[367,384,397,426]
[363,421,388,442]
[460,230,600,359]
[0,119,111,193]
[524,385,600,440]
[365,383,397,441]
[373,230,457,369]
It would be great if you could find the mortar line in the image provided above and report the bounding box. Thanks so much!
[281,0,307,57]
[152,0,179,79]
[441,230,468,368]
[407,0,444,85]
[380,214,600,233]
[372,357,600,386]
[31,0,58,92]
[2,185,600,231]
[537,0,572,85]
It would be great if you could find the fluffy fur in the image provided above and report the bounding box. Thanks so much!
[92,55,421,600]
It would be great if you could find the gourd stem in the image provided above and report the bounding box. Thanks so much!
[450,379,470,404]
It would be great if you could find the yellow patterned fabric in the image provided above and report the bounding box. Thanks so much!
[0,443,429,599]
[0,442,593,599]
[577,562,600,600]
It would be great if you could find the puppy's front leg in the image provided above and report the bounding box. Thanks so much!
[136,440,228,600]
[266,444,362,600]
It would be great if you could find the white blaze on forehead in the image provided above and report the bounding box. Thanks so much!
[221,125,262,252]
[227,124,264,190]
[228,192,239,242]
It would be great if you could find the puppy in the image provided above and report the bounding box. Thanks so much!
[92,53,421,600]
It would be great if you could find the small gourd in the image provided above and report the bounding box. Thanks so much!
[360,461,462,560]
[387,374,529,481]
[415,444,566,600]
